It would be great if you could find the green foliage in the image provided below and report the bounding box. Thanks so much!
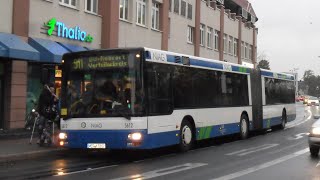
[257,60,270,70]
[302,70,320,97]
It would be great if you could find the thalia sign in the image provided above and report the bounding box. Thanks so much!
[45,18,93,43]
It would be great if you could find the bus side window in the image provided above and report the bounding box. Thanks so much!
[146,70,173,115]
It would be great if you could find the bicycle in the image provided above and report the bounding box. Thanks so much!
[25,100,38,130]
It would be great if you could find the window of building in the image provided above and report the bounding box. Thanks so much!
[249,45,253,60]
[187,3,192,19]
[169,0,172,12]
[187,26,194,43]
[181,1,186,17]
[59,0,77,8]
[152,2,160,30]
[241,41,244,58]
[136,0,146,26]
[245,43,248,59]
[200,24,205,46]
[120,0,129,20]
[207,27,213,48]
[85,0,98,14]
[214,30,219,50]
[234,38,238,57]
[228,36,233,54]
[174,0,179,14]
[223,34,227,53]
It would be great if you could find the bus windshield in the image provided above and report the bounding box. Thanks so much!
[62,51,144,119]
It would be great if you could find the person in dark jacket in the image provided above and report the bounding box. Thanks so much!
[37,83,59,144]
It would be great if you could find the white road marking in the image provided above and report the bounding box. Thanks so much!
[226,144,279,156]
[316,161,320,168]
[110,163,207,180]
[288,132,309,140]
[212,148,309,180]
[54,164,118,176]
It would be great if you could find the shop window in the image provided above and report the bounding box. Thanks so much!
[86,0,98,14]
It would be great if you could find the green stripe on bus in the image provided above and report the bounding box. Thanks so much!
[198,126,213,140]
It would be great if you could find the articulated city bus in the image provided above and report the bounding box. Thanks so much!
[58,47,296,151]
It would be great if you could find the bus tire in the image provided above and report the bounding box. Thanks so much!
[310,145,319,157]
[179,120,194,152]
[240,114,249,140]
[280,110,287,130]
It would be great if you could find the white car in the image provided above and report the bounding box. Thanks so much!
[307,99,319,106]
[309,119,320,157]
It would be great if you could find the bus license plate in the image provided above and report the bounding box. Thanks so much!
[87,143,106,149]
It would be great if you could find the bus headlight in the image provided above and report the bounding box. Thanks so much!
[59,133,67,140]
[311,127,320,135]
[128,132,142,141]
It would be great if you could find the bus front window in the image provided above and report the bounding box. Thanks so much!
[64,52,144,118]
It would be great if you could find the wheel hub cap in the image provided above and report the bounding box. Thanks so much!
[241,119,247,135]
[182,126,192,145]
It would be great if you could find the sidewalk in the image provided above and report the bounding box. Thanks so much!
[0,128,65,163]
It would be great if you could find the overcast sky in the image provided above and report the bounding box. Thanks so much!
[250,0,320,80]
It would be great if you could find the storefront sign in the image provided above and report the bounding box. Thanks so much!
[44,18,93,43]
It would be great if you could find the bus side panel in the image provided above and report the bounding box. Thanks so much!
[285,103,296,122]
[148,107,252,144]
[261,103,296,128]
[250,68,263,130]
[262,105,283,128]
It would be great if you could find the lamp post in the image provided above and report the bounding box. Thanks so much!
[290,68,299,97]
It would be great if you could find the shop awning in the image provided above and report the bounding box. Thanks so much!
[28,37,69,63]
[0,33,40,61]
[57,42,87,52]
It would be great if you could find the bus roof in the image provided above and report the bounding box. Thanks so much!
[61,47,295,80]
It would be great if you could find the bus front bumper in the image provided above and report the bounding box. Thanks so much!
[58,130,179,150]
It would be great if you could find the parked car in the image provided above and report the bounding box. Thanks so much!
[309,119,320,157]
[307,98,319,106]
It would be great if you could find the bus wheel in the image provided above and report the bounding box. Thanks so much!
[179,120,194,152]
[280,110,287,130]
[240,115,249,140]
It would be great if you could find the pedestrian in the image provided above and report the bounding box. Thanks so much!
[36,83,59,145]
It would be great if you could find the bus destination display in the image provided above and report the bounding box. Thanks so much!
[71,54,128,71]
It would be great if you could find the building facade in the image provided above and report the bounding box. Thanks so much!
[0,0,258,130]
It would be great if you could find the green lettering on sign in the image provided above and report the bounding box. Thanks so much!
[71,55,129,71]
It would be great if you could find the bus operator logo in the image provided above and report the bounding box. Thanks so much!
[45,18,94,43]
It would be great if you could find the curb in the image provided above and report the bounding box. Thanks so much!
[0,148,66,163]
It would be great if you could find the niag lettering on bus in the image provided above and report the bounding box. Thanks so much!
[151,51,167,62]
[91,123,103,129]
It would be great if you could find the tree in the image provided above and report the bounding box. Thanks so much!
[301,69,320,96]
[257,52,271,70]
[257,60,270,70]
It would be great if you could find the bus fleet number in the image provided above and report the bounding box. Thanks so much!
[125,123,133,129]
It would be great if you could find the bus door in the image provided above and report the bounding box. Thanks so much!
[250,68,263,130]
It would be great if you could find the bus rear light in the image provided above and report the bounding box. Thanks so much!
[128,132,142,141]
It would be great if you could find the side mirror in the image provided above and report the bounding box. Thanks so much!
[41,68,49,84]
